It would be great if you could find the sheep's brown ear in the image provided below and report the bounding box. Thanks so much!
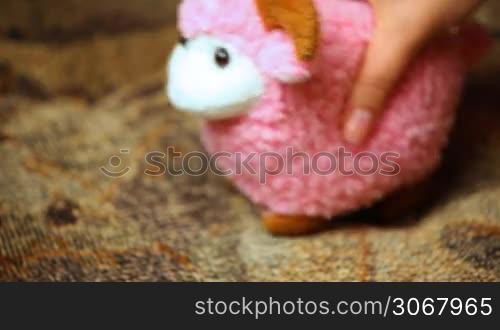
[255,0,319,61]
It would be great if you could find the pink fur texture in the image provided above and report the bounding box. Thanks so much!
[177,0,477,218]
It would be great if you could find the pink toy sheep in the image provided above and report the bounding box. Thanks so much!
[167,0,489,235]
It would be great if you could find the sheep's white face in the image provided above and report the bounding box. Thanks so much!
[167,35,265,119]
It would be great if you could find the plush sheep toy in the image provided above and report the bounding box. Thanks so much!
[167,0,489,235]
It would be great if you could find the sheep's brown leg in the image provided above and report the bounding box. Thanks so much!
[262,212,330,236]
[374,179,436,222]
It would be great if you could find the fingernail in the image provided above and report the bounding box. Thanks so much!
[344,108,373,145]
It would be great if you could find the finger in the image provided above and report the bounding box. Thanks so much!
[344,30,419,145]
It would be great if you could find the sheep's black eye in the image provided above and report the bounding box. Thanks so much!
[179,36,188,46]
[214,47,230,68]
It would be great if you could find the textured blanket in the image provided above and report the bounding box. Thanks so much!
[0,1,499,281]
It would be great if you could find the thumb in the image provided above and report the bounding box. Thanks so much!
[344,31,418,145]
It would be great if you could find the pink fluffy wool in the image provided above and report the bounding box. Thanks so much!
[176,0,488,218]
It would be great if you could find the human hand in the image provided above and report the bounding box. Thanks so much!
[343,0,484,145]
